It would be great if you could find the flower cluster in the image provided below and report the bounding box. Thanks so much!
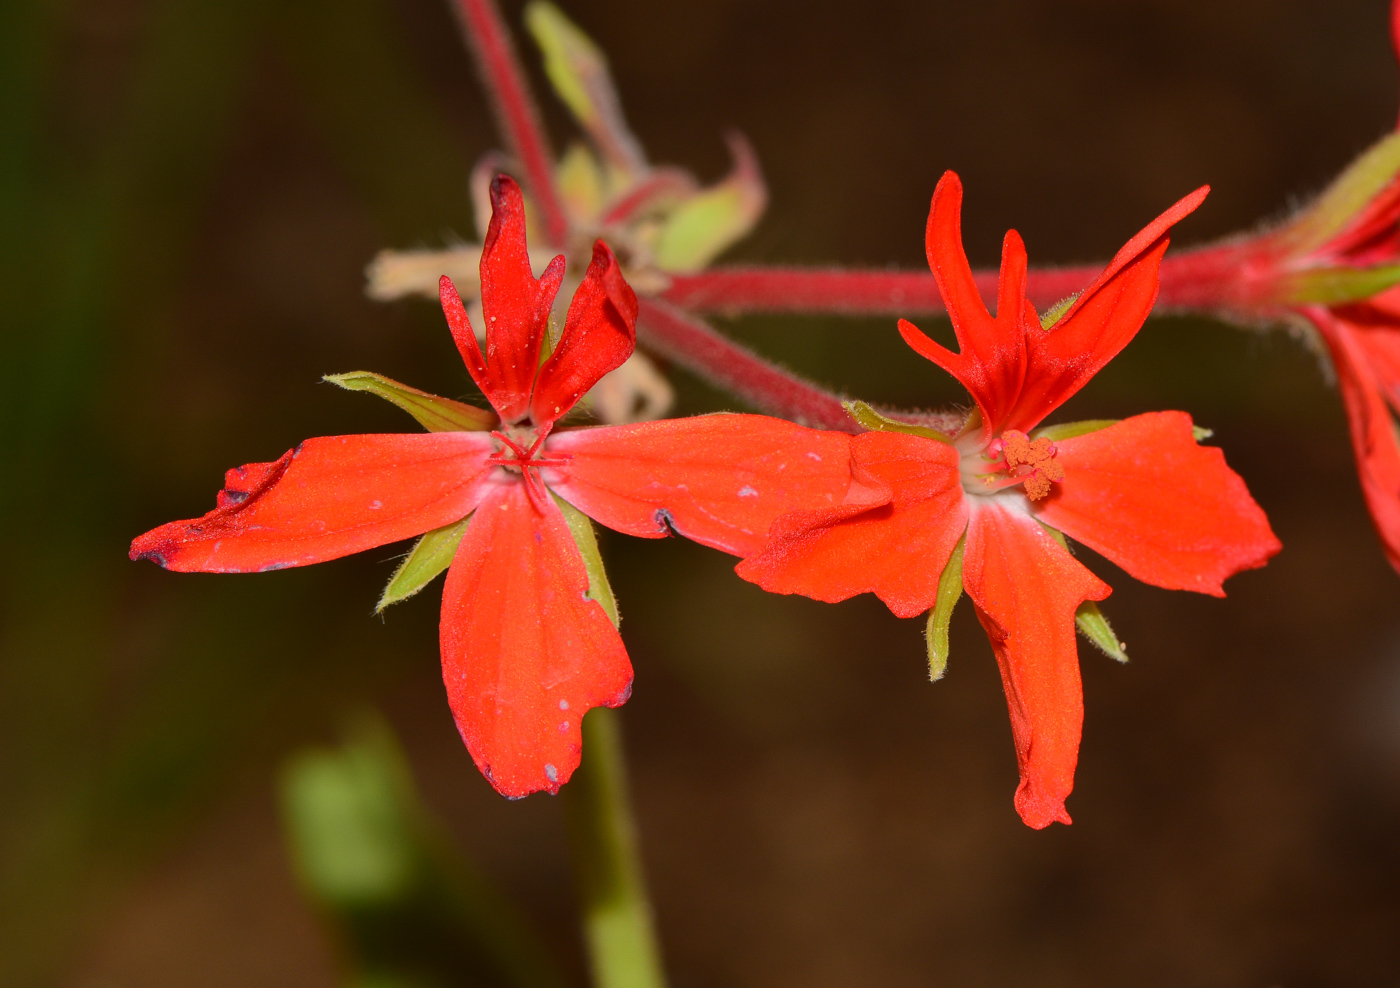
[133,169,1277,827]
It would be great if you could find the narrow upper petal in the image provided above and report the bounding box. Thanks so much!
[130,433,497,573]
[546,413,853,557]
[962,501,1110,829]
[476,175,566,423]
[1033,412,1280,596]
[530,240,638,428]
[439,481,632,798]
[903,170,1030,437]
[735,430,967,618]
[1004,186,1209,432]
[1308,304,1400,572]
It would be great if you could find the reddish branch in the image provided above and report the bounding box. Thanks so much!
[635,299,858,432]
[451,0,570,247]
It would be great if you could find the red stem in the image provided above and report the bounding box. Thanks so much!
[451,0,570,248]
[635,298,858,432]
[658,244,1267,319]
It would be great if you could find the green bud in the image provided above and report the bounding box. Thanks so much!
[325,372,496,432]
[653,137,766,272]
[524,2,646,173]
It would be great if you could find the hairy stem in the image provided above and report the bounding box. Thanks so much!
[636,298,857,431]
[564,708,668,988]
[451,0,570,247]
[657,245,1263,319]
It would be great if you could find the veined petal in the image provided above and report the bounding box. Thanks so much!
[1308,305,1400,572]
[530,241,638,428]
[962,502,1110,829]
[546,413,853,557]
[905,171,1029,436]
[477,175,566,422]
[130,433,497,573]
[1033,412,1280,596]
[1005,186,1208,432]
[735,431,966,618]
[439,481,632,799]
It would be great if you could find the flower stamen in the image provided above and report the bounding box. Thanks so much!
[985,429,1064,500]
[489,425,572,510]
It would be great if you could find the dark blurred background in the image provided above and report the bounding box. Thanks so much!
[3,0,1400,984]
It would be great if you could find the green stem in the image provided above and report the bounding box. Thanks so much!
[564,709,667,988]
[553,496,667,988]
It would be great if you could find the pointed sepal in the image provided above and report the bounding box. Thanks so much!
[924,536,965,681]
[377,517,470,613]
[325,372,497,432]
[553,493,619,627]
[1074,600,1128,664]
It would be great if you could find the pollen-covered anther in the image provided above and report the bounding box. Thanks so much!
[997,429,1063,501]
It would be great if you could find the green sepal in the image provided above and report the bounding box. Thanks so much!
[1075,600,1128,663]
[325,372,496,432]
[376,517,469,613]
[925,537,965,681]
[845,400,955,444]
[1033,419,1118,443]
[553,493,619,628]
[1283,262,1400,306]
[1287,130,1400,255]
[1193,425,1214,442]
[1039,292,1081,329]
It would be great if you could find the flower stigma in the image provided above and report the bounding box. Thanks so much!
[488,424,572,509]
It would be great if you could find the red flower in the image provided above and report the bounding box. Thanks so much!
[131,175,852,799]
[737,172,1281,829]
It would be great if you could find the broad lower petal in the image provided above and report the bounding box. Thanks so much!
[1034,412,1280,596]
[440,481,632,798]
[1310,306,1400,572]
[546,413,854,557]
[130,433,496,572]
[962,502,1110,829]
[736,430,966,618]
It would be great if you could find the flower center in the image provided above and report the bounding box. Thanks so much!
[488,423,571,509]
[959,429,1064,501]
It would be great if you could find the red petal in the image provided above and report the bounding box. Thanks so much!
[735,431,966,618]
[439,481,632,798]
[130,433,495,572]
[903,170,1030,436]
[1309,305,1400,572]
[530,241,638,428]
[1033,412,1280,596]
[962,502,1110,829]
[1004,187,1208,432]
[475,174,566,423]
[546,413,854,557]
